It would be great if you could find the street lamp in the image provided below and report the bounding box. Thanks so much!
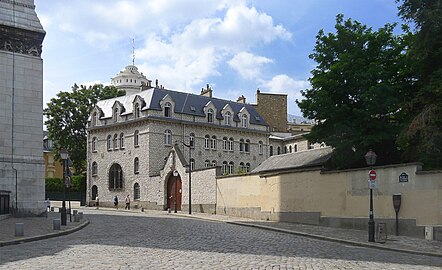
[59,149,69,226]
[365,149,377,242]
[173,170,178,213]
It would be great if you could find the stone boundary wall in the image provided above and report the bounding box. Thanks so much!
[216,163,442,239]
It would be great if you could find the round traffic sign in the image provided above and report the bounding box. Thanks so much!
[369,170,376,180]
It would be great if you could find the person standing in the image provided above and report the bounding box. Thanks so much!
[113,195,119,209]
[125,194,130,210]
[95,194,99,209]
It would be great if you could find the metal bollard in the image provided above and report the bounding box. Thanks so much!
[53,219,61,230]
[73,210,78,216]
[78,212,83,220]
[15,223,24,237]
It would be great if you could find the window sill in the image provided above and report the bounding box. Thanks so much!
[134,145,140,148]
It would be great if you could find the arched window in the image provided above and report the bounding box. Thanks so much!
[320,143,325,148]
[164,102,172,117]
[241,114,248,128]
[190,158,195,171]
[277,147,281,155]
[229,138,234,151]
[134,183,140,200]
[228,162,234,175]
[239,139,244,152]
[245,139,250,153]
[258,141,263,155]
[134,130,139,147]
[134,157,139,174]
[92,137,97,152]
[245,163,250,172]
[113,134,118,150]
[92,161,98,175]
[119,133,124,149]
[308,141,314,150]
[204,135,210,149]
[224,112,231,125]
[294,144,298,152]
[164,130,172,145]
[107,135,112,151]
[239,162,245,172]
[189,133,195,148]
[205,160,210,168]
[289,145,292,153]
[212,160,217,167]
[114,108,118,123]
[222,161,228,175]
[284,146,287,154]
[134,103,140,118]
[270,145,273,156]
[222,137,228,151]
[207,109,214,123]
[109,163,123,190]
[211,136,217,150]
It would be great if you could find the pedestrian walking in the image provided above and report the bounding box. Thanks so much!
[95,194,99,209]
[125,194,130,210]
[114,195,119,209]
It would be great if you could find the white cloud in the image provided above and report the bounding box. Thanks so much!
[228,52,273,80]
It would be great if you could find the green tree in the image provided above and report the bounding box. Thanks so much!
[44,84,125,174]
[397,0,442,168]
[297,15,412,169]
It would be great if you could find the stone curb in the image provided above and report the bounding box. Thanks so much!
[172,213,442,258]
[0,220,89,247]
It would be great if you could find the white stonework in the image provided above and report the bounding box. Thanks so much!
[0,0,46,215]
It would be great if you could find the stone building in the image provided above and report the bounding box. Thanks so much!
[0,0,46,216]
[86,67,270,212]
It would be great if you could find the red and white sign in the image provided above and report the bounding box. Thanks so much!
[369,170,377,180]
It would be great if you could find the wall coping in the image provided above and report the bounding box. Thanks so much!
[320,162,424,175]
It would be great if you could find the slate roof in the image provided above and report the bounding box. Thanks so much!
[252,147,333,173]
[94,87,268,126]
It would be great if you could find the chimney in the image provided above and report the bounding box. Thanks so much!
[237,95,246,104]
[155,79,159,88]
[200,83,213,97]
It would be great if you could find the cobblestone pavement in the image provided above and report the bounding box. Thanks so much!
[0,209,441,269]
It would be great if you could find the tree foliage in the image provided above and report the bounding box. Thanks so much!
[44,84,125,174]
[297,14,412,169]
[397,0,442,168]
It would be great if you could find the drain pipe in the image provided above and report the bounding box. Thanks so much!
[11,0,19,212]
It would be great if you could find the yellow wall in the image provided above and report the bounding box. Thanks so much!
[43,152,63,178]
[217,163,442,225]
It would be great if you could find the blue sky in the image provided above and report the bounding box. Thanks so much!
[35,0,401,116]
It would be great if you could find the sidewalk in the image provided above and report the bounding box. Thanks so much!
[170,211,442,258]
[0,211,88,247]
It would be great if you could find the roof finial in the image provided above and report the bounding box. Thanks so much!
[132,37,135,66]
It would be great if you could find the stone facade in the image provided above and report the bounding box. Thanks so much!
[86,75,270,212]
[0,0,46,215]
[253,89,287,132]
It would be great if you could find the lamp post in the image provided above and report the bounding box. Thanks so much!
[59,149,69,226]
[365,149,377,242]
[173,170,178,213]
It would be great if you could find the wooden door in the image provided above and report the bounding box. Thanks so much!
[167,175,182,211]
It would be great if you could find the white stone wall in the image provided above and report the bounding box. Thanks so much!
[0,51,45,215]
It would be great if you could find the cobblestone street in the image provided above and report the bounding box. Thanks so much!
[0,209,441,269]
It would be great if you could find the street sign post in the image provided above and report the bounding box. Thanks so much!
[369,170,376,180]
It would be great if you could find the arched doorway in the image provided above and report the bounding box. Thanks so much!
[167,172,182,211]
[91,185,98,200]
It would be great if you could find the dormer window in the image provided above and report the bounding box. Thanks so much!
[241,114,248,128]
[114,108,119,123]
[134,103,140,118]
[224,112,231,125]
[164,102,172,118]
[207,109,214,123]
[92,112,97,126]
